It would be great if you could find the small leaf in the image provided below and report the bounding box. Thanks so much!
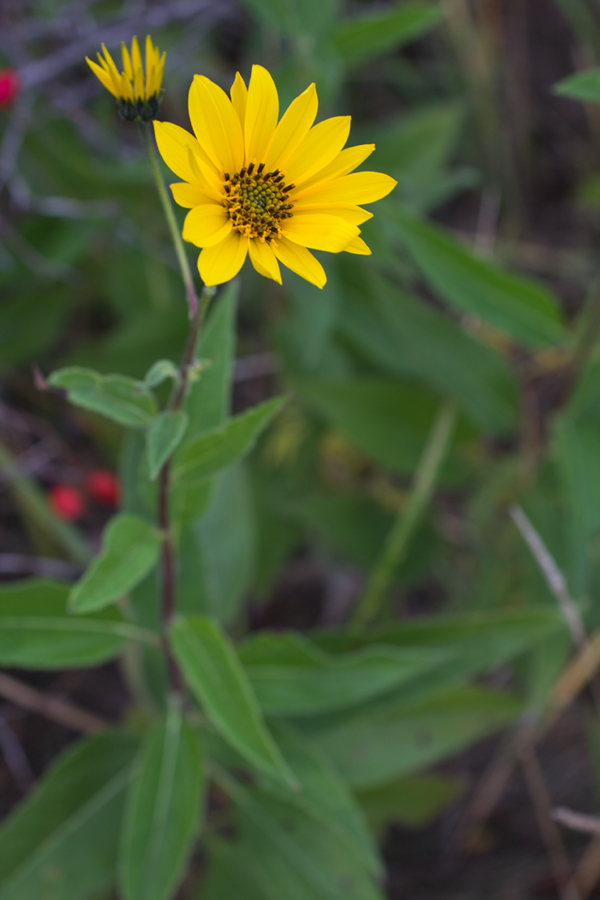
[0,578,155,668]
[334,3,443,65]
[554,68,600,104]
[146,410,189,481]
[169,615,297,788]
[69,514,161,613]
[119,699,204,900]
[172,398,284,486]
[0,732,139,900]
[144,359,180,389]
[49,366,157,427]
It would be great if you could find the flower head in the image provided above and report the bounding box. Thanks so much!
[0,69,19,109]
[154,66,397,287]
[86,35,165,122]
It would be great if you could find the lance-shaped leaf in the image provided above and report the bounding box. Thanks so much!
[70,514,161,613]
[119,700,204,900]
[554,68,600,104]
[391,208,565,347]
[49,367,157,427]
[334,2,443,66]
[0,578,156,668]
[170,616,297,788]
[0,731,139,900]
[172,398,284,486]
[146,410,189,480]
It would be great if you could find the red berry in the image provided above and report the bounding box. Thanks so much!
[0,70,20,108]
[86,469,120,507]
[48,485,85,521]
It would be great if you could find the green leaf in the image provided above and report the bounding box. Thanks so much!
[554,68,600,103]
[240,631,446,716]
[169,615,297,788]
[146,410,189,480]
[48,367,157,427]
[218,781,385,900]
[119,700,204,900]
[0,731,139,900]
[391,208,565,347]
[296,376,466,480]
[178,464,257,623]
[358,773,464,835]
[172,398,285,486]
[333,3,443,65]
[309,686,521,789]
[69,514,161,613]
[340,280,518,434]
[184,281,237,438]
[143,359,180,389]
[0,579,155,669]
[267,724,381,877]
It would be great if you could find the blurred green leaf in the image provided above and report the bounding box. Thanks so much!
[240,631,446,716]
[146,410,189,480]
[172,398,285,486]
[340,279,518,434]
[49,367,158,427]
[177,464,257,624]
[0,289,68,370]
[333,3,444,65]
[392,208,565,347]
[0,578,151,668]
[69,514,161,613]
[295,376,467,480]
[0,731,138,900]
[185,281,237,439]
[169,615,297,788]
[119,700,204,900]
[215,781,385,900]
[554,68,600,103]
[358,773,464,835]
[267,723,381,876]
[308,686,521,788]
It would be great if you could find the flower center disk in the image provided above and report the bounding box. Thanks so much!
[223,162,294,242]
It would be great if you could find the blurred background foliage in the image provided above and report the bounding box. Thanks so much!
[5,0,600,897]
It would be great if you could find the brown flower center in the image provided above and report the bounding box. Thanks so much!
[222,162,295,242]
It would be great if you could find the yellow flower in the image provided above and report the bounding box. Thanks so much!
[86,35,165,122]
[154,66,397,288]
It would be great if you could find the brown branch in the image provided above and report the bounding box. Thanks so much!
[0,672,106,734]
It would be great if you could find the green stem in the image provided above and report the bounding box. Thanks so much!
[351,400,457,631]
[141,123,199,318]
[0,439,91,566]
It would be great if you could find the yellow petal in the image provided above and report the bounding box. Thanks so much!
[189,75,244,175]
[293,171,397,206]
[131,36,142,75]
[134,66,144,100]
[292,203,373,225]
[249,240,282,283]
[145,36,154,71]
[183,206,232,248]
[170,182,217,208]
[292,144,375,196]
[282,214,358,252]
[120,72,133,102]
[153,122,220,194]
[86,58,119,97]
[264,83,318,172]
[230,73,248,127]
[121,42,133,81]
[273,237,326,288]
[244,65,279,163]
[285,116,351,186]
[100,45,122,95]
[198,232,249,286]
[156,52,166,93]
[344,236,371,255]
